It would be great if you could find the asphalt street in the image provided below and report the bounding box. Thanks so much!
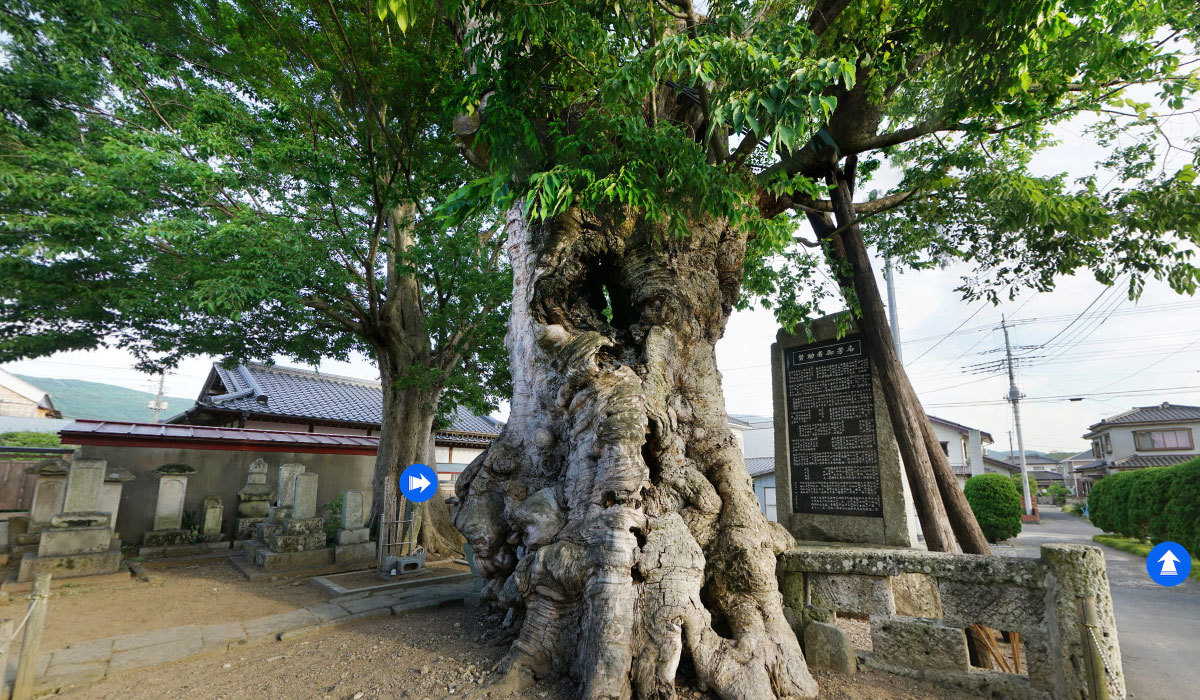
[994,507,1200,700]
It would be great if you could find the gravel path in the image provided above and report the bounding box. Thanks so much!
[56,602,985,700]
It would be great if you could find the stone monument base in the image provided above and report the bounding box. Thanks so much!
[139,540,232,558]
[335,541,375,566]
[141,528,194,548]
[236,517,267,541]
[247,541,335,571]
[18,546,123,582]
[38,526,112,556]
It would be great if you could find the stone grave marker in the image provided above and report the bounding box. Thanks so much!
[292,473,319,520]
[771,313,915,546]
[62,459,106,513]
[341,489,365,530]
[277,463,306,507]
[202,496,224,535]
[151,464,197,531]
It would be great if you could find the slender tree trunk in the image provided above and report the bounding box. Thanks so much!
[454,205,817,699]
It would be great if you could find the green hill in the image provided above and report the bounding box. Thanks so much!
[15,375,193,423]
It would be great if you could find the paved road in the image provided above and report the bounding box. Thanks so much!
[992,507,1200,700]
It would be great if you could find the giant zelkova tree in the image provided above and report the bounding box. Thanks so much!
[374,0,1199,697]
[0,0,511,553]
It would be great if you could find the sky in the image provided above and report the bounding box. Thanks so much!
[5,85,1197,453]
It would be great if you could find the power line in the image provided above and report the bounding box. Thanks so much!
[923,384,1200,408]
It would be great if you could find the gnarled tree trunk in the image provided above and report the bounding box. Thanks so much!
[454,205,816,699]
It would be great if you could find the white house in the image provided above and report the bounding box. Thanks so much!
[1074,402,1200,494]
[927,415,994,488]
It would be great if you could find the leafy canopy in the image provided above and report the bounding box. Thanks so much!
[1,0,511,417]
[397,0,1198,327]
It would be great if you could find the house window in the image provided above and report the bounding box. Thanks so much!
[762,487,777,522]
[939,441,949,456]
[1103,434,1112,454]
[1134,429,1194,451]
[1092,440,1101,458]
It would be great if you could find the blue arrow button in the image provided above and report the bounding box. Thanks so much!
[399,463,439,503]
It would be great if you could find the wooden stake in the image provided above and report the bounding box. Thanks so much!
[13,574,50,700]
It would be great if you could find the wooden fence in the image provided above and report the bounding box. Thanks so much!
[0,461,38,511]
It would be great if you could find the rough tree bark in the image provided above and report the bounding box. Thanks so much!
[454,205,817,699]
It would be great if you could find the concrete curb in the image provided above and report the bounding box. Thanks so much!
[18,583,472,697]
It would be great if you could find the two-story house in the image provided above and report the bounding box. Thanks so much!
[1073,402,1200,494]
[928,416,994,488]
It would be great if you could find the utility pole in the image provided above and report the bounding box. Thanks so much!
[1001,317,1033,516]
[147,374,168,423]
[884,255,902,362]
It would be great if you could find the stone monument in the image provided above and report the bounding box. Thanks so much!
[9,459,70,557]
[244,470,338,571]
[140,463,198,551]
[771,313,916,546]
[18,459,123,582]
[200,496,225,541]
[333,489,375,566]
[100,467,135,535]
[235,458,273,541]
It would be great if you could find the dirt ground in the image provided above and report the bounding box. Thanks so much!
[0,559,327,650]
[58,603,982,700]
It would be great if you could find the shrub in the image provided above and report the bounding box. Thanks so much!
[1126,467,1174,541]
[1164,458,1200,554]
[964,473,1023,543]
[1088,470,1138,537]
[1047,483,1070,506]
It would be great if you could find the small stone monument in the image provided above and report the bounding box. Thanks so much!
[333,489,375,566]
[18,459,122,582]
[101,467,135,535]
[141,464,198,551]
[9,459,70,557]
[771,313,916,547]
[200,496,225,541]
[236,458,273,540]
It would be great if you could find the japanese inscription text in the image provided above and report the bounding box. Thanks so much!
[784,335,884,517]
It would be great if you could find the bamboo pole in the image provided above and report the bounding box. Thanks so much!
[12,574,50,700]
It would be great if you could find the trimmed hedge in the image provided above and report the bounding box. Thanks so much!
[1088,457,1200,553]
[964,473,1023,543]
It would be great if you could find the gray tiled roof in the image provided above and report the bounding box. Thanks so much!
[746,456,775,477]
[201,363,502,436]
[1087,403,1200,434]
[1111,454,1198,468]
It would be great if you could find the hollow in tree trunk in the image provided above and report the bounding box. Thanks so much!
[454,205,817,699]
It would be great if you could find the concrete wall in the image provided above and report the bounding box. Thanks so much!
[76,445,376,544]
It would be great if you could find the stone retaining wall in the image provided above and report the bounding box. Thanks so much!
[778,543,1124,700]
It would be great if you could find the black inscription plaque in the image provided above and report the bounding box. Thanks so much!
[784,335,884,517]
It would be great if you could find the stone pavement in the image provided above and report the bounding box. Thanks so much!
[8,582,472,696]
[998,507,1200,700]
